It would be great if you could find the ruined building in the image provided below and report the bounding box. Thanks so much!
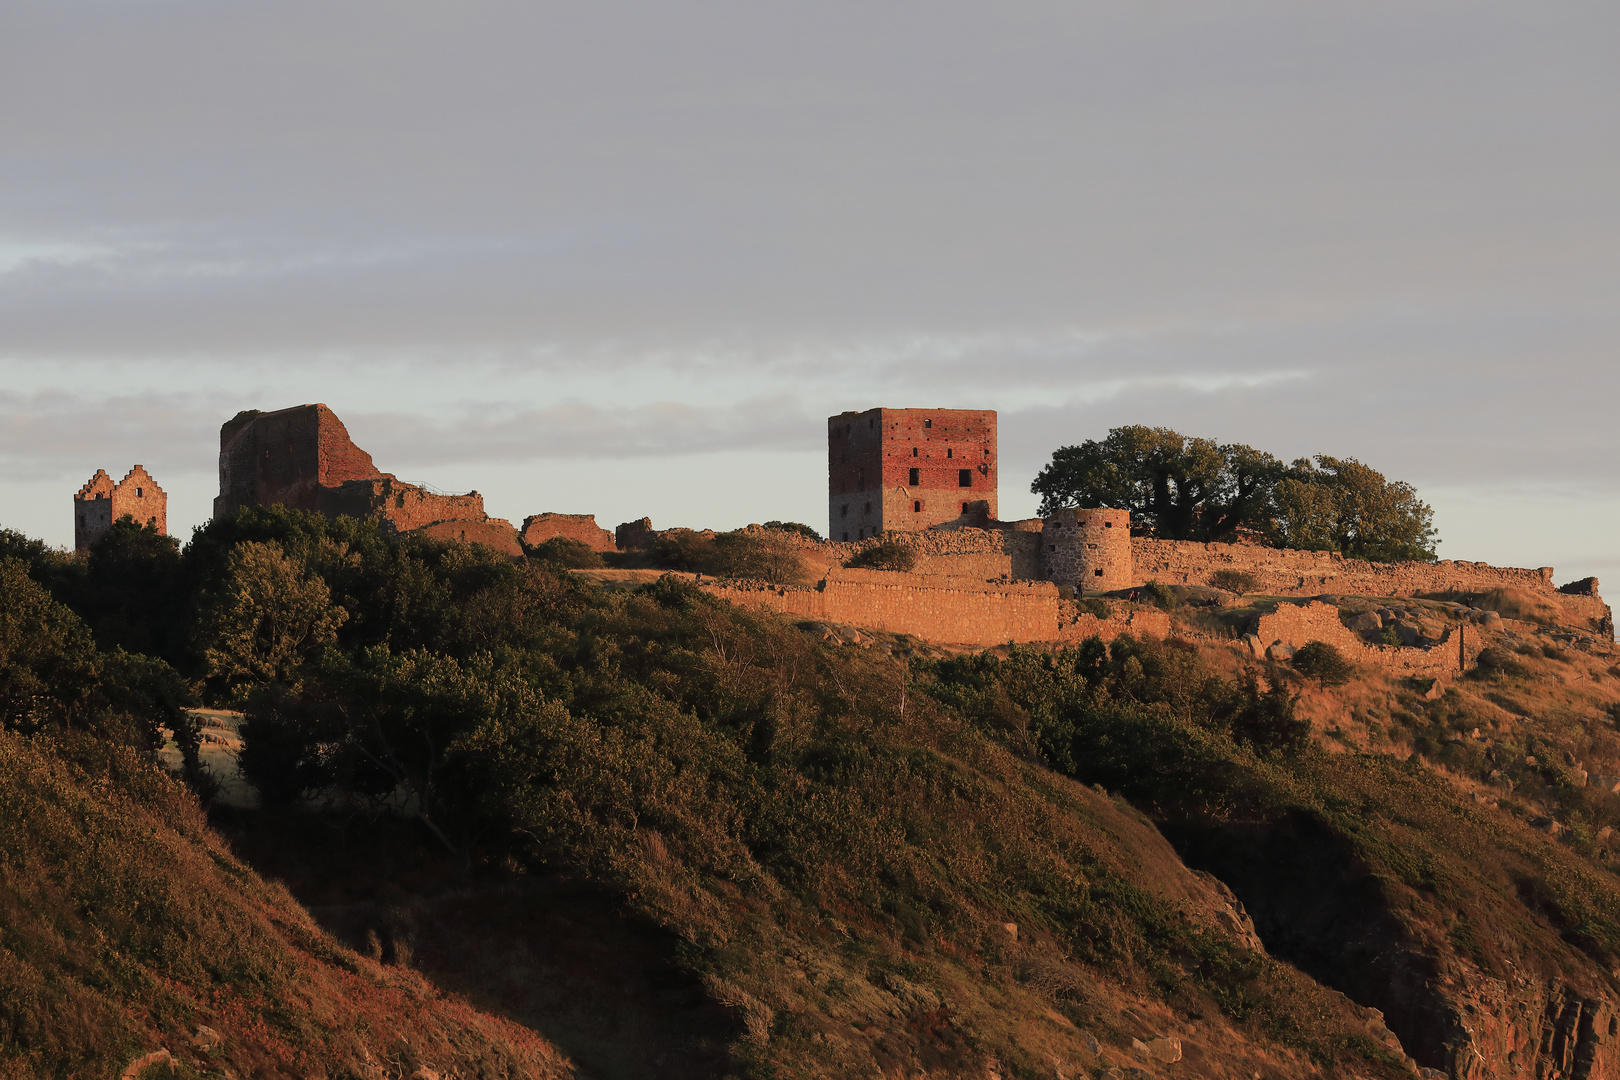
[74,465,167,551]
[213,404,522,555]
[828,408,997,541]
[1041,507,1133,591]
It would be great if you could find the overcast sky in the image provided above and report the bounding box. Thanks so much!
[3,1,1617,581]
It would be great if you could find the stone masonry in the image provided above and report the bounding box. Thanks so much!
[213,404,522,556]
[74,465,167,551]
[521,513,617,553]
[1041,507,1132,591]
[828,408,997,541]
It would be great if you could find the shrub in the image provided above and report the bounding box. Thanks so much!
[705,531,812,585]
[762,520,822,541]
[1291,641,1354,689]
[844,540,917,573]
[1078,597,1113,620]
[1142,580,1178,611]
[529,536,604,568]
[1209,569,1258,594]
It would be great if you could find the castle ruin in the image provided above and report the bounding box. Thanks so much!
[74,465,167,551]
[213,404,523,555]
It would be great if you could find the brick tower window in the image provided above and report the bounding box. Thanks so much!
[136,487,143,497]
[909,467,919,485]
[946,448,953,458]
[913,500,921,512]
[924,419,932,428]
[1095,568,1105,577]
[958,469,972,487]
[840,504,848,518]
[864,502,871,514]
[911,447,918,457]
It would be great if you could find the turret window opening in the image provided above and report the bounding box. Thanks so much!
[958,469,972,487]
[909,467,920,485]
[913,500,922,512]
[946,448,953,459]
[911,447,918,457]
[924,419,932,428]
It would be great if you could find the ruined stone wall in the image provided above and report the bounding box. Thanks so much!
[214,404,385,519]
[753,524,1042,582]
[74,465,167,551]
[828,408,996,541]
[701,569,1167,647]
[1133,538,1612,637]
[520,513,616,552]
[1042,508,1132,591]
[1248,600,1486,681]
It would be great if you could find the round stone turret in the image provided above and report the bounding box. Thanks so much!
[1041,507,1132,591]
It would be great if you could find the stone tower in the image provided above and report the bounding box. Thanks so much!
[74,465,167,551]
[1041,507,1132,591]
[827,408,997,542]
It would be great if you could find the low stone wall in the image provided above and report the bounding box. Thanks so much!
[701,567,1166,647]
[1249,600,1486,681]
[1134,538,1612,638]
[413,518,524,557]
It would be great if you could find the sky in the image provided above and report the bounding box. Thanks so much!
[3,1,1617,583]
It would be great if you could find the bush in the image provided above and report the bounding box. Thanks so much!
[1291,641,1354,689]
[762,520,822,541]
[529,536,605,568]
[1142,580,1178,611]
[844,540,917,573]
[1210,569,1258,594]
[1077,597,1112,620]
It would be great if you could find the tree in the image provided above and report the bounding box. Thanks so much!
[1032,427,1439,561]
[0,559,98,733]
[1291,641,1355,689]
[1272,456,1437,562]
[1030,425,1285,541]
[198,541,348,695]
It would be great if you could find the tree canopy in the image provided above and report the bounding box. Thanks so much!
[1031,425,1437,561]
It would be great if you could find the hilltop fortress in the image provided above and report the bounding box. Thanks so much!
[177,403,1611,675]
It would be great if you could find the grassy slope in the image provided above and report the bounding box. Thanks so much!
[0,731,571,1080]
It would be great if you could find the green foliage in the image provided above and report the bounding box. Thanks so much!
[1209,569,1258,594]
[643,529,811,585]
[843,539,918,572]
[1030,425,1286,541]
[82,517,187,660]
[197,542,349,696]
[1077,597,1112,619]
[1142,580,1178,611]
[1270,456,1437,562]
[1291,641,1355,689]
[762,520,822,541]
[527,536,605,568]
[0,559,99,733]
[1031,426,1438,560]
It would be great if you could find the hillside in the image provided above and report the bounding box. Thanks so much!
[3,511,1619,1078]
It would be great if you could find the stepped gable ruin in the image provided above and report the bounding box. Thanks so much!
[828,407,997,541]
[74,465,167,551]
[520,513,616,553]
[212,404,522,556]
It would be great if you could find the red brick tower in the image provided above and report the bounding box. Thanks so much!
[827,408,997,541]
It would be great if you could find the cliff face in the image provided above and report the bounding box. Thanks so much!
[213,404,521,555]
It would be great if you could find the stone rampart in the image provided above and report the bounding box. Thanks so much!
[522,513,617,552]
[1133,538,1611,638]
[700,567,1167,647]
[1249,600,1486,681]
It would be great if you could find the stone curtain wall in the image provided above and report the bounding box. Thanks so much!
[1249,600,1486,681]
[520,513,617,552]
[1134,538,1611,637]
[701,566,1168,647]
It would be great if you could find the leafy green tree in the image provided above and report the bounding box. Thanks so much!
[1291,641,1355,689]
[1033,427,1438,560]
[1031,425,1285,541]
[197,541,348,695]
[844,540,917,572]
[1272,456,1437,562]
[0,559,98,732]
[81,516,186,660]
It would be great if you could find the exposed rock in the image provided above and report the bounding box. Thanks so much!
[1266,642,1296,661]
